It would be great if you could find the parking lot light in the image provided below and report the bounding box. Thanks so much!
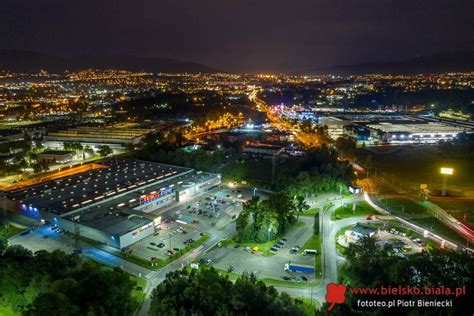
[440,167,454,196]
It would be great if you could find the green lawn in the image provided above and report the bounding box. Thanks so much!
[261,278,317,288]
[130,274,147,303]
[331,201,375,220]
[292,297,318,315]
[0,306,20,316]
[380,198,427,215]
[0,225,24,240]
[301,208,319,216]
[430,199,474,223]
[410,217,467,244]
[300,234,322,273]
[368,145,474,194]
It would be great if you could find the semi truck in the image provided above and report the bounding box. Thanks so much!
[284,263,315,273]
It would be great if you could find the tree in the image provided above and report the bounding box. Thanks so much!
[149,268,305,316]
[294,195,309,221]
[337,237,474,315]
[98,145,113,157]
[313,212,320,234]
[236,193,297,242]
[26,292,80,316]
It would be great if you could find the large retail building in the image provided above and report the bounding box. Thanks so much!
[4,158,221,249]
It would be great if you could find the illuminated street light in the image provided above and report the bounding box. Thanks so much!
[440,167,454,196]
[440,167,453,175]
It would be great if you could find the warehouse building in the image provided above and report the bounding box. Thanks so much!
[5,158,221,249]
[43,125,155,150]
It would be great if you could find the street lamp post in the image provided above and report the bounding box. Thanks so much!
[253,187,257,197]
[440,167,453,196]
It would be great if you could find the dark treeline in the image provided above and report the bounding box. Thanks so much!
[276,146,354,197]
[136,141,230,172]
[149,268,305,316]
[113,89,254,121]
[0,246,137,315]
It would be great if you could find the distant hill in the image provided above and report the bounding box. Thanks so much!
[318,51,474,75]
[0,50,217,73]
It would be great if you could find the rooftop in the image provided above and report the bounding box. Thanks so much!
[8,158,191,215]
[349,223,377,236]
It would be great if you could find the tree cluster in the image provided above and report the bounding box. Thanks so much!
[236,193,305,243]
[137,143,227,172]
[149,268,305,316]
[276,147,354,196]
[0,246,136,315]
[328,237,474,315]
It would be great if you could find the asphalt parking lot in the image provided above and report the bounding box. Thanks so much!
[208,216,317,282]
[8,225,76,254]
[128,220,202,260]
[128,187,248,261]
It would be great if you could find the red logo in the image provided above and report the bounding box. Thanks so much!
[325,283,347,311]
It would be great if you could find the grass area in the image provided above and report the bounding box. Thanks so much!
[331,201,375,220]
[204,266,240,281]
[292,297,318,316]
[0,225,24,240]
[409,217,467,244]
[431,199,474,223]
[261,278,317,288]
[368,145,474,195]
[301,207,319,216]
[130,274,147,304]
[300,234,322,273]
[0,306,20,316]
[380,198,427,215]
[167,234,210,262]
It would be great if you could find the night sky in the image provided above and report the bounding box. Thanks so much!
[1,0,473,73]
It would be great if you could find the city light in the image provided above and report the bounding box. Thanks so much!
[440,167,454,175]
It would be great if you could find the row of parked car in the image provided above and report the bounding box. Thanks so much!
[270,238,288,253]
[388,228,407,237]
[281,275,308,282]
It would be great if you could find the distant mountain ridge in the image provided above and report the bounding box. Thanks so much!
[0,50,218,73]
[319,51,474,75]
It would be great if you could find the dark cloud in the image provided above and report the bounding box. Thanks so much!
[0,0,472,72]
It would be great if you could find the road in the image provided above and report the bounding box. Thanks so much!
[136,222,235,315]
[249,90,322,148]
[269,196,368,304]
[364,192,473,252]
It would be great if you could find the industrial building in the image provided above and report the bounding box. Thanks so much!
[366,122,465,143]
[5,158,221,249]
[43,125,155,150]
[37,150,76,164]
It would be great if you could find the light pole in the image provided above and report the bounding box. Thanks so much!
[267,224,272,241]
[440,167,453,196]
[349,186,360,215]
[253,187,257,197]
